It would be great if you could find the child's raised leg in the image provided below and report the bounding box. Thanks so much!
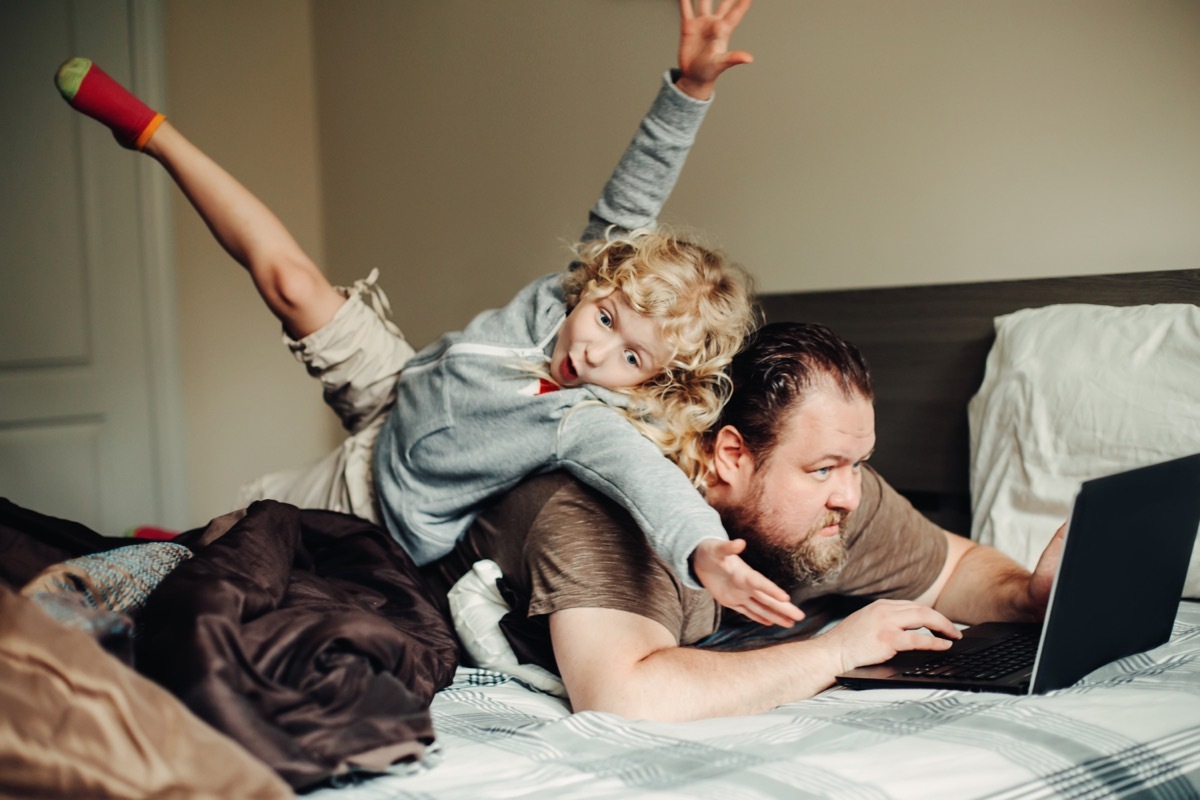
[55,57,343,339]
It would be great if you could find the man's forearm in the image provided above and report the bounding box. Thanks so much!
[552,608,841,721]
[932,544,1044,624]
[598,641,842,721]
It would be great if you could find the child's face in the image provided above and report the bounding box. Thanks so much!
[550,288,670,390]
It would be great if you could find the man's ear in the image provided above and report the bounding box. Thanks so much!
[709,425,755,487]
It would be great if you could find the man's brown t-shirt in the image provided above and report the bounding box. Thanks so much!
[422,466,948,672]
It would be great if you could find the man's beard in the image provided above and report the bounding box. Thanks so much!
[719,481,849,590]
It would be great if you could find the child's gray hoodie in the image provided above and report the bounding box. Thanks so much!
[373,71,724,589]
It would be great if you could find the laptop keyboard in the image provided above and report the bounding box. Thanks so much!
[902,630,1040,681]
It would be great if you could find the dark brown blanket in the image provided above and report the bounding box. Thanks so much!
[0,498,460,792]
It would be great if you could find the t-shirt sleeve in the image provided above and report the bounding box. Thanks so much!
[797,465,949,603]
[524,480,719,646]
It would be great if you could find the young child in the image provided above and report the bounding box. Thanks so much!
[55,0,802,627]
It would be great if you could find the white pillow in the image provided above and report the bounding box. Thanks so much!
[446,559,567,697]
[968,303,1200,597]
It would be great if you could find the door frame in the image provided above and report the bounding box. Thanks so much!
[131,0,189,529]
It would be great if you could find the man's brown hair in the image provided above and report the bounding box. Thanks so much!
[710,321,874,464]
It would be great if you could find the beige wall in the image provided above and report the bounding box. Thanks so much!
[165,0,1200,522]
[310,0,1200,350]
[165,0,341,523]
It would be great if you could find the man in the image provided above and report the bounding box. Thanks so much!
[422,321,1064,721]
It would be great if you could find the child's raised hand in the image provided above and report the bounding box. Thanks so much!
[675,0,755,100]
[692,537,805,627]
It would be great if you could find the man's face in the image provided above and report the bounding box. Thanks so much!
[714,385,876,589]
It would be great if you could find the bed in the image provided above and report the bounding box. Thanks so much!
[2,268,1199,799]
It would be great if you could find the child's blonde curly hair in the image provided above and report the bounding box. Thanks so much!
[563,227,759,488]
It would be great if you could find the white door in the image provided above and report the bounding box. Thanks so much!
[0,0,187,534]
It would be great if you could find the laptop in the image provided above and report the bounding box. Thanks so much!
[836,452,1200,695]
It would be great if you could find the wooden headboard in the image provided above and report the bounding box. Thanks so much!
[758,268,1200,535]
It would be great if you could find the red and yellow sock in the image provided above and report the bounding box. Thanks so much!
[55,57,165,150]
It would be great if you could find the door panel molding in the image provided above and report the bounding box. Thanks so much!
[0,0,188,533]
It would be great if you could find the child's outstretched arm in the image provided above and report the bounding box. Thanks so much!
[582,0,755,243]
[55,58,344,340]
[692,538,805,627]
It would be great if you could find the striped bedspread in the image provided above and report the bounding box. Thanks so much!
[313,601,1200,800]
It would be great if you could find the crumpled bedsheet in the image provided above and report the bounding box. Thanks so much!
[0,497,461,792]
